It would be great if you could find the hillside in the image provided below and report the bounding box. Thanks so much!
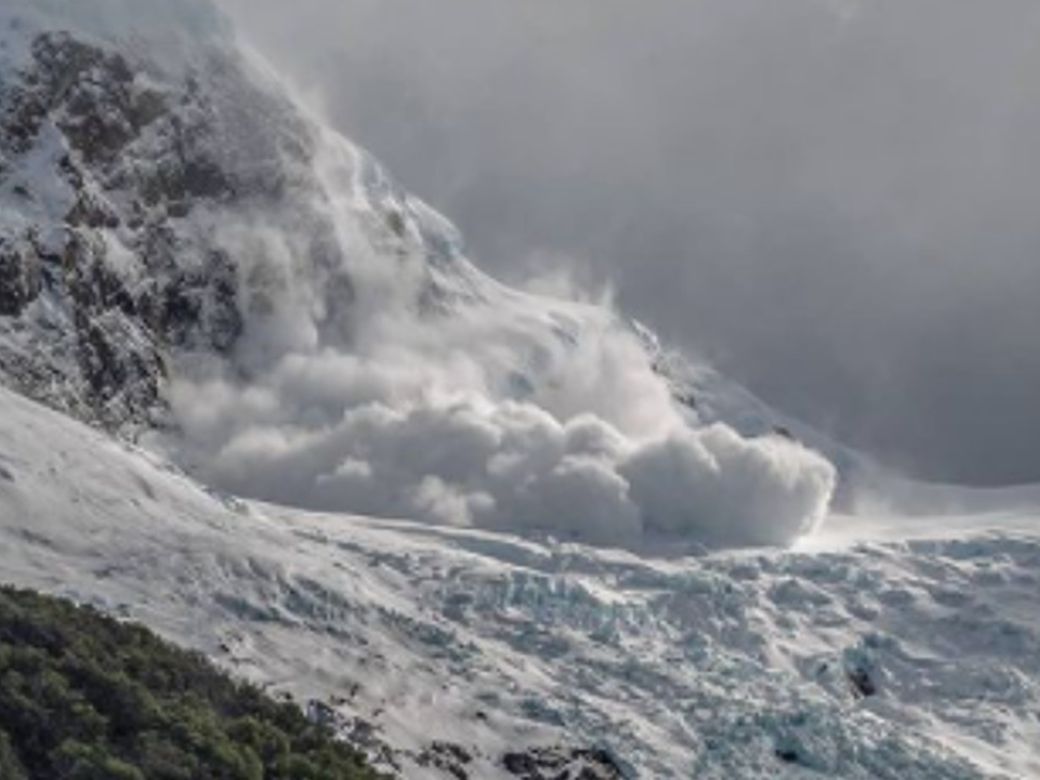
[0,585,382,779]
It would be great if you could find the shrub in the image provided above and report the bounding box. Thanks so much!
[0,586,383,779]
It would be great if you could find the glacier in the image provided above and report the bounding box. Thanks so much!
[2,385,1039,777]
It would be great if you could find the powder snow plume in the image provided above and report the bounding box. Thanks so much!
[154,125,837,549]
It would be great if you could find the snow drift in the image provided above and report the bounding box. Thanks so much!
[0,0,835,549]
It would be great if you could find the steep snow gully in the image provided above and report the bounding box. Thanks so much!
[1,1,1039,778]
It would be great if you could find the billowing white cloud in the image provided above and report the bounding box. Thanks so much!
[161,184,835,549]
[173,368,835,549]
[623,425,835,546]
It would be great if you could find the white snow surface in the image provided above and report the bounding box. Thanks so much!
[2,386,1039,778]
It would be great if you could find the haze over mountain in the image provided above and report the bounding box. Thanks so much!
[219,0,1040,486]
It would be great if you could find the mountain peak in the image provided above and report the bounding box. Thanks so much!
[1,0,228,67]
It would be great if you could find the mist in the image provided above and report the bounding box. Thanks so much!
[217,0,1040,486]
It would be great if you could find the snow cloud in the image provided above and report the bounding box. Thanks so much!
[171,369,834,549]
[154,124,835,550]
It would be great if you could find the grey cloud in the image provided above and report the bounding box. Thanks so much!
[219,0,1040,485]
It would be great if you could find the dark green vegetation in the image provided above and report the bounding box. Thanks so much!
[0,586,383,779]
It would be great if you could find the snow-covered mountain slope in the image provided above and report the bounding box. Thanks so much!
[2,386,1040,779]
[0,0,839,551]
[4,3,1040,778]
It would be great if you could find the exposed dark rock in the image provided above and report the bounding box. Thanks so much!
[502,746,626,779]
[0,31,249,429]
[386,209,406,238]
[848,665,877,698]
[417,741,473,779]
[0,240,40,316]
[65,235,134,315]
[503,752,538,775]
[158,250,241,353]
[66,191,120,229]
[141,152,235,206]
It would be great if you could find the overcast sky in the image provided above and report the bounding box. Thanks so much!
[219,0,1040,486]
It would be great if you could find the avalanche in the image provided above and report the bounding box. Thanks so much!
[0,0,835,551]
[1,1,1039,777]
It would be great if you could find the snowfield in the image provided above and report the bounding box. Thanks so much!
[2,386,1038,779]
